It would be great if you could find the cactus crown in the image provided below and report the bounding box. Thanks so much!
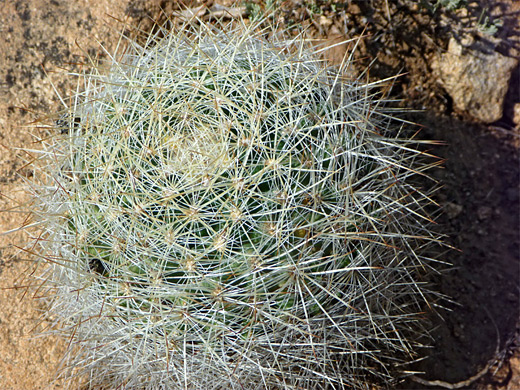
[30,15,439,390]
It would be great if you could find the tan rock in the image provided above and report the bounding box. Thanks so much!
[513,103,520,128]
[432,37,518,123]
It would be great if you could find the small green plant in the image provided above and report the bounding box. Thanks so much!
[420,0,502,37]
[305,0,324,17]
[421,0,468,12]
[244,1,263,20]
[244,0,277,21]
[436,0,467,11]
[28,14,440,390]
[476,8,503,36]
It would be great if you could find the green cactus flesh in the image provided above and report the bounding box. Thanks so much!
[33,19,439,390]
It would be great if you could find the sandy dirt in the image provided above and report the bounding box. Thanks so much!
[0,1,157,388]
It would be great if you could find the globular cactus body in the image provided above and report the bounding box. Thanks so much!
[31,16,438,390]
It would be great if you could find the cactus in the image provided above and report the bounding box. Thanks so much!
[29,15,440,390]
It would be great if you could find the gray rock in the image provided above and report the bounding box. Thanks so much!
[432,37,518,123]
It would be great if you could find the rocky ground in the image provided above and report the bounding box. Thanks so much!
[0,0,518,389]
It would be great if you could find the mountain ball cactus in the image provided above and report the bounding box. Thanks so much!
[30,16,439,390]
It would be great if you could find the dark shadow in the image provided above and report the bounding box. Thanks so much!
[398,111,520,389]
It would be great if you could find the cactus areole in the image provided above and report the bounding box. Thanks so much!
[32,17,439,390]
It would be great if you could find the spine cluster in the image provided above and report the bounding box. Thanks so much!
[30,17,439,390]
